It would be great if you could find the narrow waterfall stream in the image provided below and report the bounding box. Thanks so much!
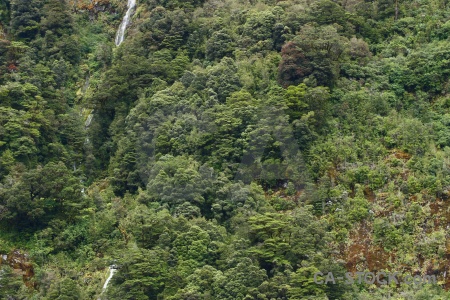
[85,111,94,128]
[115,0,137,46]
[95,2,137,298]
[98,266,117,299]
[95,3,138,297]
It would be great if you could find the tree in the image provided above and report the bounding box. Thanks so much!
[109,248,169,300]
[41,0,79,63]
[206,30,235,61]
[0,161,85,228]
[377,0,396,20]
[292,24,349,86]
[212,258,267,300]
[0,265,27,299]
[0,1,10,28]
[145,155,207,213]
[247,212,292,272]
[10,0,43,39]
[288,266,328,299]
[45,277,81,300]
[206,57,241,102]
[240,10,277,51]
[278,42,311,88]
[167,265,222,300]
[310,0,347,28]
[41,0,74,35]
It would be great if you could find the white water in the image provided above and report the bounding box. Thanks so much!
[98,266,117,299]
[85,112,94,128]
[115,0,137,46]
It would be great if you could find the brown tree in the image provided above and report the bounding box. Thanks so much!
[277,42,312,88]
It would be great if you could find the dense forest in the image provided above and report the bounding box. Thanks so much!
[2,0,450,298]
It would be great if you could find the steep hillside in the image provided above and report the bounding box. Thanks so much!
[2,0,450,299]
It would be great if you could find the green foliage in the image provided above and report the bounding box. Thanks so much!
[108,248,169,299]
[0,265,28,299]
[206,30,235,61]
[288,266,328,299]
[0,161,86,227]
[10,0,43,39]
[3,0,450,298]
[45,277,82,300]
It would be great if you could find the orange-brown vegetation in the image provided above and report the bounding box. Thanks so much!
[0,250,36,289]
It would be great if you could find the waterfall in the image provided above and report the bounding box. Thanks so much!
[84,109,94,148]
[102,267,117,291]
[115,0,137,46]
[85,111,94,128]
[98,266,117,299]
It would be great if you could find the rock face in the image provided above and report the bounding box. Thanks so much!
[0,250,35,288]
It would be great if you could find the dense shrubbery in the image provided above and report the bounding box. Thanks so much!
[2,0,450,299]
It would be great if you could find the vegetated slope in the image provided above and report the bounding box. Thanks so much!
[1,0,450,299]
